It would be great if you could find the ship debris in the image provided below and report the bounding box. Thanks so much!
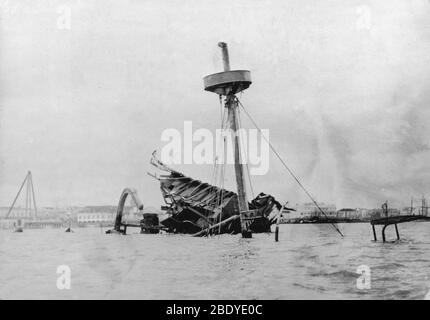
[149,152,282,236]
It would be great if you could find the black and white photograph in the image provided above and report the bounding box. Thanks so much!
[1,0,430,305]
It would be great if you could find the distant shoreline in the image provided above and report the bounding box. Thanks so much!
[281,217,430,224]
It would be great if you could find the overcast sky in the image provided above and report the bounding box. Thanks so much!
[1,0,430,209]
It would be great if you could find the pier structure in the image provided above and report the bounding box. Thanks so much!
[370,201,430,242]
[23,220,63,229]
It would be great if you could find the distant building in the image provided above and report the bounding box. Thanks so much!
[0,219,18,229]
[366,209,382,219]
[364,207,401,219]
[77,213,115,224]
[295,202,337,219]
[401,207,417,215]
[387,208,400,216]
[0,207,33,219]
[337,208,361,220]
[356,208,371,220]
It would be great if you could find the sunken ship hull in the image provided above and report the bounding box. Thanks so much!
[150,154,282,235]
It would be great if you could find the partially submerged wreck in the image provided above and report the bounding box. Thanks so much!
[109,42,285,238]
[150,152,281,236]
[153,42,284,238]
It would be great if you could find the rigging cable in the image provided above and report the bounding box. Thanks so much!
[217,102,228,230]
[218,139,227,232]
[236,102,255,199]
[237,98,344,238]
[204,97,227,236]
[208,98,228,232]
[211,98,227,199]
[210,95,227,187]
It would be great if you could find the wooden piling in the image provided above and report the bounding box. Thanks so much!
[372,224,377,241]
[395,224,399,240]
[370,214,430,242]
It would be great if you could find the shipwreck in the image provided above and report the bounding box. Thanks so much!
[107,42,286,238]
[149,151,282,236]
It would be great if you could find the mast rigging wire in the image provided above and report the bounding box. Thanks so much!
[236,103,255,199]
[236,98,344,238]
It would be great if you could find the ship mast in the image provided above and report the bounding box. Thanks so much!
[203,42,253,238]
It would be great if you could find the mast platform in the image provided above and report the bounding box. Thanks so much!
[203,70,251,95]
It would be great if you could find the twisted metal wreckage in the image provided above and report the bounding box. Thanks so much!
[107,150,283,236]
[107,150,283,237]
[150,152,282,236]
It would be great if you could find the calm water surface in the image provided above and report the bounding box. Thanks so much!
[1,223,429,299]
